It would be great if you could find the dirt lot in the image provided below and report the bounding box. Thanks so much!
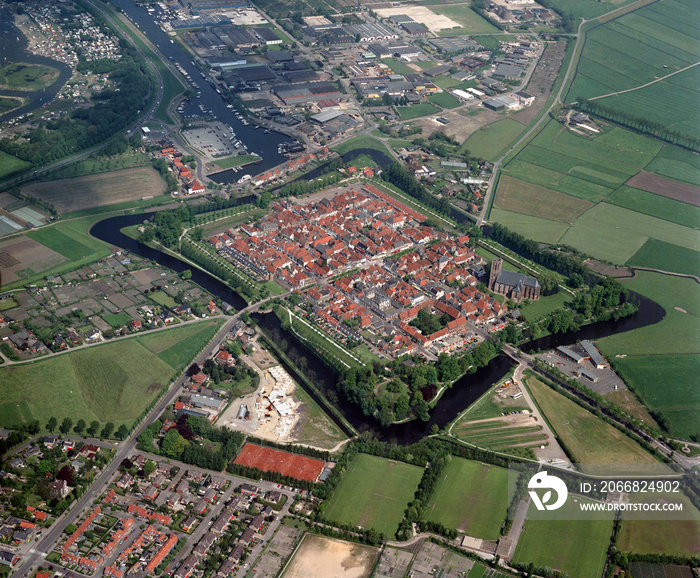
[374,6,459,32]
[414,106,503,141]
[282,534,379,578]
[0,236,66,285]
[625,171,700,206]
[20,167,166,213]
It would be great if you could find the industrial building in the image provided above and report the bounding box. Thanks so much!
[272,81,343,104]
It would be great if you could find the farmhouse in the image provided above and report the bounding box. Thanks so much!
[488,259,540,301]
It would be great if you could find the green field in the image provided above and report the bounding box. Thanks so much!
[212,154,259,170]
[617,493,700,557]
[0,63,59,90]
[0,322,220,430]
[332,135,393,157]
[519,291,571,322]
[544,0,642,19]
[0,150,32,180]
[381,58,415,75]
[626,239,700,278]
[427,91,461,109]
[151,321,222,371]
[27,227,93,261]
[103,313,131,328]
[0,96,25,115]
[462,118,526,161]
[323,453,423,536]
[488,209,570,245]
[425,457,510,539]
[428,4,499,34]
[512,498,614,578]
[288,383,348,450]
[396,102,441,120]
[149,290,177,308]
[645,145,700,186]
[43,152,151,180]
[566,0,700,135]
[525,375,658,470]
[606,185,700,230]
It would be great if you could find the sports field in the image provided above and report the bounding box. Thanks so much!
[20,167,166,213]
[512,498,614,578]
[281,534,379,578]
[425,457,509,539]
[323,453,423,536]
[525,375,658,471]
[0,321,219,430]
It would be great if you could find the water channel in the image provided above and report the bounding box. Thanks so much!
[90,212,664,445]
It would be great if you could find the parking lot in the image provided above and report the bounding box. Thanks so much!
[537,351,626,395]
[182,121,236,158]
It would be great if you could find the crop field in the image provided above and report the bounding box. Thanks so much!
[425,457,509,539]
[626,239,700,278]
[152,321,222,370]
[488,209,570,245]
[0,334,193,429]
[512,498,614,578]
[397,102,441,120]
[323,453,423,536]
[494,176,592,223]
[27,227,94,261]
[0,151,32,180]
[544,0,641,19]
[20,167,166,214]
[567,0,700,131]
[525,375,658,470]
[462,118,525,161]
[618,493,700,557]
[43,152,151,181]
[427,91,461,109]
[645,145,700,186]
[606,186,700,230]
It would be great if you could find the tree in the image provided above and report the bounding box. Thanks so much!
[181,269,192,280]
[74,419,86,435]
[11,492,25,508]
[115,425,129,440]
[57,465,75,485]
[258,191,272,209]
[100,422,115,439]
[537,270,560,296]
[87,420,100,436]
[65,523,77,535]
[46,417,57,433]
[59,417,73,435]
[161,429,188,458]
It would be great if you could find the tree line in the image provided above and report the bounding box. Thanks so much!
[575,98,700,153]
[382,162,453,218]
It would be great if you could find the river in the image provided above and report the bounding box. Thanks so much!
[0,7,74,124]
[89,212,665,445]
[105,0,295,179]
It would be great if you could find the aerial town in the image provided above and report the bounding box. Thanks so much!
[0,0,697,576]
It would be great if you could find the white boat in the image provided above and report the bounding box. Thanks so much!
[237,174,251,183]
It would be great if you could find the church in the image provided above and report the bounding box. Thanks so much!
[488,258,541,301]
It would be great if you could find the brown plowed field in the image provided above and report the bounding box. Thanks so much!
[20,167,166,213]
[233,443,325,482]
[625,171,700,206]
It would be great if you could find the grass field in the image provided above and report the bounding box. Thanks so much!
[0,322,221,430]
[21,167,166,214]
[525,375,659,470]
[488,208,570,245]
[381,58,415,75]
[0,96,25,115]
[626,239,700,277]
[43,152,151,181]
[0,63,59,90]
[0,151,32,180]
[323,453,423,536]
[519,291,570,322]
[397,102,441,120]
[27,227,94,261]
[290,384,348,450]
[212,154,259,170]
[512,498,614,578]
[148,290,177,309]
[566,0,700,136]
[545,0,643,19]
[645,145,700,186]
[425,457,509,539]
[462,118,526,161]
[494,176,593,223]
[606,185,700,230]
[103,313,131,328]
[429,4,499,34]
[428,91,461,109]
[332,135,393,157]
[617,493,700,557]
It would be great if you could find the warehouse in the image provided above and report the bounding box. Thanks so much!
[402,21,430,35]
[346,22,397,41]
[428,37,483,53]
[272,81,343,104]
[255,27,282,45]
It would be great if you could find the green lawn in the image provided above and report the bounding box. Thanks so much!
[149,290,177,308]
[153,321,222,371]
[44,152,151,180]
[525,375,659,471]
[103,313,131,328]
[463,118,526,161]
[323,453,423,536]
[0,150,32,180]
[427,91,461,109]
[626,238,700,278]
[381,58,415,75]
[425,457,509,539]
[138,320,219,355]
[212,155,259,170]
[512,498,614,578]
[332,135,393,157]
[396,102,441,120]
[519,291,571,323]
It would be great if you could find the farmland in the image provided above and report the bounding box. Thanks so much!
[493,120,700,268]
[566,0,699,135]
[512,498,614,578]
[626,239,700,277]
[425,457,510,539]
[524,375,659,471]
[617,493,700,557]
[0,151,32,180]
[20,167,166,214]
[323,453,423,537]
[0,321,220,430]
